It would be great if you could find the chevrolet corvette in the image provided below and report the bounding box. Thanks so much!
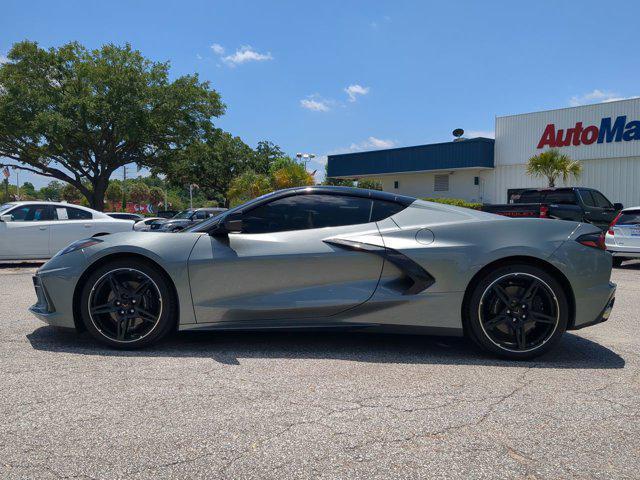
[29,186,616,359]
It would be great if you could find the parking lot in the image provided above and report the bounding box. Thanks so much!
[0,263,639,479]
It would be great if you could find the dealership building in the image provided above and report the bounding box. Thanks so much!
[327,97,640,207]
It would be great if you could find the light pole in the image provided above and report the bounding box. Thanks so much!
[296,152,316,169]
[189,184,199,209]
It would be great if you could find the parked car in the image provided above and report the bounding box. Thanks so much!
[481,187,623,230]
[0,201,134,260]
[156,210,179,219]
[106,212,145,222]
[133,217,164,232]
[150,207,227,232]
[29,186,615,360]
[605,206,640,267]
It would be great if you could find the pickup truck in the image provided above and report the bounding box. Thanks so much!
[481,187,623,230]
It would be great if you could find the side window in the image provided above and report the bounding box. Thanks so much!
[579,190,596,207]
[544,190,577,205]
[591,191,613,209]
[66,207,92,220]
[9,205,51,221]
[194,211,208,220]
[371,200,406,221]
[241,194,373,234]
[516,191,542,203]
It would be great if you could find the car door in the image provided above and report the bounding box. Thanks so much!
[0,204,51,259]
[188,193,389,325]
[49,206,95,255]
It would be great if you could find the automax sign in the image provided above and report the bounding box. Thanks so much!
[537,116,640,149]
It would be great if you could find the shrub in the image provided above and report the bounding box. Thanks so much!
[423,197,482,210]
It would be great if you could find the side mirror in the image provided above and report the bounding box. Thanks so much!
[0,214,12,222]
[614,203,624,211]
[223,218,243,233]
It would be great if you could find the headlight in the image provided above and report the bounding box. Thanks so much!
[56,238,103,256]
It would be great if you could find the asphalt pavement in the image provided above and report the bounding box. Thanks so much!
[0,262,639,479]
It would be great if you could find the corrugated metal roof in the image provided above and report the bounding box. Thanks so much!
[327,138,495,178]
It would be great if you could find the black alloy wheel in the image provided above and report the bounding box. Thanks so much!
[80,259,176,348]
[466,264,568,359]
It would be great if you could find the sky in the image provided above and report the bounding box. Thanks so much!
[1,0,639,188]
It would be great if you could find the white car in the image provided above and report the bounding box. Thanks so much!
[133,217,164,231]
[605,206,640,267]
[0,201,134,260]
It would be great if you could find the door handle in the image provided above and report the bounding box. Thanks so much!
[83,224,92,228]
[39,226,47,230]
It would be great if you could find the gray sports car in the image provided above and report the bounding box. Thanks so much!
[29,186,616,359]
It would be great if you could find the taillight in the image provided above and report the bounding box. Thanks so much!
[608,212,622,236]
[539,205,549,218]
[576,232,606,250]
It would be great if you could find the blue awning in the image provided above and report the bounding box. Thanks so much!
[327,138,495,178]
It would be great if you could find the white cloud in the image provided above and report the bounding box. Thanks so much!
[210,43,225,55]
[569,89,639,107]
[300,97,331,112]
[222,45,273,66]
[465,130,495,139]
[344,84,370,102]
[350,136,395,150]
[0,55,8,64]
[196,53,203,60]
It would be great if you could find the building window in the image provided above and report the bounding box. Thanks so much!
[434,174,449,192]
[474,176,479,186]
[393,180,399,189]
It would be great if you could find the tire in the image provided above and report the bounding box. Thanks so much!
[612,257,624,268]
[79,258,177,349]
[464,264,569,360]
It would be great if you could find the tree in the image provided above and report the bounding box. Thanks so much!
[149,186,164,207]
[156,129,255,207]
[227,171,272,206]
[40,180,63,201]
[128,181,150,204]
[105,182,123,209]
[61,183,82,202]
[0,40,224,210]
[20,181,37,199]
[271,158,315,190]
[526,149,582,187]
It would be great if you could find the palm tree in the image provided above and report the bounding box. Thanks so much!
[526,149,582,187]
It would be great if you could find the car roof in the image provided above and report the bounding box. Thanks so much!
[266,186,416,206]
[5,200,101,211]
[622,206,640,212]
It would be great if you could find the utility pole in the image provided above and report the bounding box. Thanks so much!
[15,168,19,201]
[122,165,128,211]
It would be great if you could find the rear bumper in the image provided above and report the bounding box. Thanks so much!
[570,283,616,330]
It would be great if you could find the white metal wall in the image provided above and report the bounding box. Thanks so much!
[495,97,640,165]
[371,169,485,202]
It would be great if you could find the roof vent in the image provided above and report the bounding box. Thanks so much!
[452,128,466,142]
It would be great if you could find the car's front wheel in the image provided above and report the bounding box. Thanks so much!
[79,259,176,349]
[465,264,569,360]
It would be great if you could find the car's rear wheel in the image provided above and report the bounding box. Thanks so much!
[465,264,569,360]
[79,259,176,349]
[612,257,624,268]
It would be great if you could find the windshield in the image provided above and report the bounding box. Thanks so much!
[0,203,16,214]
[173,210,195,219]
[184,190,280,233]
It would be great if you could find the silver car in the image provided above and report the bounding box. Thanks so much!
[29,186,616,359]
